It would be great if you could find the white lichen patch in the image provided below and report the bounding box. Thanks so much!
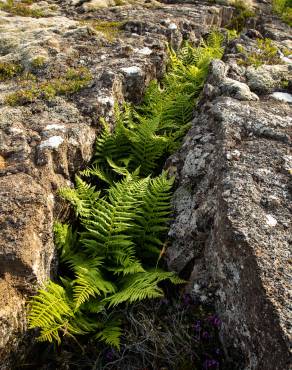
[97,96,115,106]
[121,66,142,75]
[135,47,152,56]
[39,136,64,149]
[45,124,66,131]
[271,92,292,103]
[265,214,278,227]
[168,23,177,30]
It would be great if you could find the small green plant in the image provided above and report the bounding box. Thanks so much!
[273,0,292,26]
[0,0,44,17]
[5,67,92,106]
[226,0,255,32]
[0,62,23,81]
[31,57,46,69]
[226,29,239,42]
[237,38,281,67]
[28,33,225,350]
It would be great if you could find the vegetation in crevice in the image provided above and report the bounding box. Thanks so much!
[0,0,45,18]
[272,0,292,26]
[5,67,92,106]
[85,20,125,41]
[28,32,225,365]
[237,38,282,67]
[0,61,24,81]
[226,0,255,32]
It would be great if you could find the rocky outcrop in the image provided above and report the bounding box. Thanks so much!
[0,1,235,367]
[166,21,292,370]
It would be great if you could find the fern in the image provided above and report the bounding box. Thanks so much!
[73,267,116,310]
[29,33,224,349]
[134,172,174,258]
[28,281,74,344]
[106,270,185,307]
[96,319,122,349]
[58,175,100,217]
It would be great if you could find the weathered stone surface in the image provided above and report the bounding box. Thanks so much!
[166,25,292,370]
[246,64,292,94]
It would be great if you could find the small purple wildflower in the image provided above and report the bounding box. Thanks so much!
[105,349,115,361]
[182,293,192,306]
[194,320,201,332]
[203,359,219,369]
[207,315,222,328]
[202,331,210,339]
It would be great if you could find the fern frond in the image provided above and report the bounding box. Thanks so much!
[106,270,184,307]
[58,175,100,218]
[134,172,174,258]
[126,117,169,175]
[96,319,122,349]
[28,281,74,344]
[73,267,116,310]
[53,222,77,262]
[80,165,114,186]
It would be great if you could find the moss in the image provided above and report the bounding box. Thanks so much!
[5,67,92,106]
[237,38,282,67]
[87,20,124,41]
[0,62,23,81]
[0,0,45,18]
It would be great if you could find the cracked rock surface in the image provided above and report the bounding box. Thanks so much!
[166,8,291,370]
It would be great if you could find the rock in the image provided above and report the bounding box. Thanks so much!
[207,59,259,101]
[81,0,115,11]
[167,96,291,370]
[246,64,292,94]
[271,91,292,103]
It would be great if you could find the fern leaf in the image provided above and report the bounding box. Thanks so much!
[28,281,74,344]
[106,270,184,307]
[53,222,77,262]
[73,267,116,310]
[58,175,100,218]
[96,319,122,349]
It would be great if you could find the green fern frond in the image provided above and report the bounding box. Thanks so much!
[53,222,77,262]
[96,319,122,349]
[134,173,174,257]
[73,267,116,310]
[58,175,100,218]
[28,281,74,344]
[126,117,169,175]
[106,270,184,307]
[80,165,114,186]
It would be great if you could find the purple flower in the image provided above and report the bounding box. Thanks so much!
[202,331,210,339]
[105,349,115,361]
[203,359,219,369]
[207,315,222,328]
[194,320,201,332]
[182,293,192,305]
